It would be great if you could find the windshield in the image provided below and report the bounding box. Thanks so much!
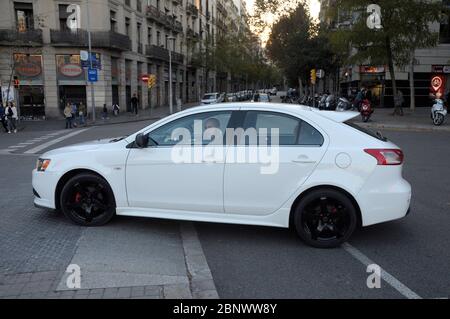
[345,121,387,142]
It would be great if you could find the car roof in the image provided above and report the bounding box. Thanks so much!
[182,102,358,123]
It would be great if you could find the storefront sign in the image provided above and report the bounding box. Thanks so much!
[430,74,446,95]
[360,66,386,74]
[59,64,83,77]
[13,54,43,83]
[432,65,450,74]
[16,62,41,78]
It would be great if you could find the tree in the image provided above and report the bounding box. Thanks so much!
[265,3,336,91]
[326,0,442,113]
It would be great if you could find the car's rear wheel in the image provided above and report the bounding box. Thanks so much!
[294,189,357,248]
[60,173,116,226]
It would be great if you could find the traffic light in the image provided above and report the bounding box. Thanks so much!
[310,69,316,85]
[13,76,19,88]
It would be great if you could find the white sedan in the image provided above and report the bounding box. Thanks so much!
[32,103,411,248]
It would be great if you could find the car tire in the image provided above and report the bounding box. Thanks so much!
[60,173,116,226]
[294,188,357,249]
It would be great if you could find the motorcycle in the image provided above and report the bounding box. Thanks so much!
[431,98,447,126]
[318,95,328,109]
[360,99,373,122]
[336,97,353,112]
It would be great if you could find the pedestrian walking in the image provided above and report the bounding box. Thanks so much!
[131,93,139,115]
[5,102,18,134]
[393,89,404,116]
[78,101,86,126]
[0,102,9,133]
[102,104,109,120]
[113,103,120,117]
[71,102,78,127]
[64,103,73,129]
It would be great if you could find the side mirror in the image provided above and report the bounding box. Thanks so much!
[135,133,149,148]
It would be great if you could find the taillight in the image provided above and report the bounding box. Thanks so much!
[364,149,404,165]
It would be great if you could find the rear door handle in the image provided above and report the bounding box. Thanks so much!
[292,155,316,164]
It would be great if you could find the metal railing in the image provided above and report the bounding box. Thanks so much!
[146,44,184,64]
[50,29,131,51]
[186,3,199,17]
[0,28,43,46]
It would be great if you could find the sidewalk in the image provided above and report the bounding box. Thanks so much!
[18,102,200,132]
[353,107,450,132]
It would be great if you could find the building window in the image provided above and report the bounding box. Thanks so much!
[156,0,160,11]
[157,31,161,46]
[165,34,169,49]
[14,2,34,31]
[137,22,141,43]
[125,0,131,7]
[137,0,142,12]
[125,17,131,36]
[148,27,152,45]
[110,10,117,32]
[58,4,69,31]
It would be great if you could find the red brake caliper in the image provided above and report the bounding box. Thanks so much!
[75,192,82,203]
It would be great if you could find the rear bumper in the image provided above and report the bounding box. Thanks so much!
[357,168,412,227]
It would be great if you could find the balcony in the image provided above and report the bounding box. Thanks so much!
[217,2,227,16]
[0,28,43,46]
[50,29,131,51]
[147,5,170,26]
[186,3,198,18]
[146,44,184,64]
[172,0,182,5]
[186,27,200,40]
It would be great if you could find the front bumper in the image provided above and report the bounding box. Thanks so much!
[32,169,58,210]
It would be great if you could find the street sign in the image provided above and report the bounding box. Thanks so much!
[141,74,149,82]
[317,69,325,79]
[88,68,98,82]
[81,52,102,70]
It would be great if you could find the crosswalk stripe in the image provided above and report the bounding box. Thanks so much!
[24,128,90,154]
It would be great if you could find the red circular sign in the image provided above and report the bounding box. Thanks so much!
[16,62,41,77]
[59,64,83,77]
[431,76,443,92]
[141,74,149,82]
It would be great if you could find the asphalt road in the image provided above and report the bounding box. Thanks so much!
[0,119,448,299]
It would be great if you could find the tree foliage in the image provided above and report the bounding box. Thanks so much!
[265,3,337,87]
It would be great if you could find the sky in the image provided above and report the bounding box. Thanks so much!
[245,0,321,19]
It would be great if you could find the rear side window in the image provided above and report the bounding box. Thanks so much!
[345,121,387,141]
[242,111,324,146]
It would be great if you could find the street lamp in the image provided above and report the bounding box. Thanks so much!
[168,36,176,114]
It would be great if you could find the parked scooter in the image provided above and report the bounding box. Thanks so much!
[318,94,328,110]
[431,98,447,126]
[336,97,353,111]
[324,95,337,111]
[360,99,373,122]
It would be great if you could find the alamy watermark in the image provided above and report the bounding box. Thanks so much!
[66,264,81,289]
[170,120,282,175]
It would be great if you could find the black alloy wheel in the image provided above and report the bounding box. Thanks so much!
[60,173,116,226]
[294,189,357,248]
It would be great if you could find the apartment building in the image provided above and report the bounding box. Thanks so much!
[0,0,248,119]
[319,0,450,107]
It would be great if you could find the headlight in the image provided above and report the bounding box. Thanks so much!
[36,158,51,172]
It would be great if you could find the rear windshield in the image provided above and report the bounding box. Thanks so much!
[203,94,216,100]
[345,121,387,142]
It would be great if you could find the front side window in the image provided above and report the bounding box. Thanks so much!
[243,111,324,146]
[149,111,232,146]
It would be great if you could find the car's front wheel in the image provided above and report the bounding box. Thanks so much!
[60,173,116,226]
[294,189,357,248]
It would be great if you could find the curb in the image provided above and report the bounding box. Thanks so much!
[356,122,450,133]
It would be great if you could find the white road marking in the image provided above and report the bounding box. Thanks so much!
[342,243,422,299]
[8,145,26,149]
[24,128,90,154]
